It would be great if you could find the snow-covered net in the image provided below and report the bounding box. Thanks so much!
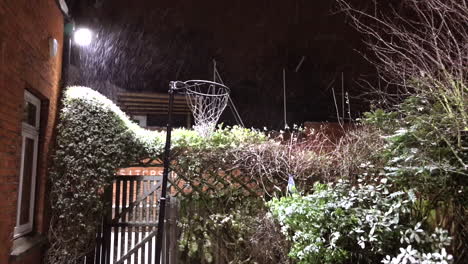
[183,80,230,138]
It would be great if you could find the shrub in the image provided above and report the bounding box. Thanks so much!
[177,193,264,263]
[269,178,453,264]
[364,95,468,258]
[249,211,293,264]
[336,0,467,259]
[169,127,270,263]
[47,87,162,263]
[232,125,385,197]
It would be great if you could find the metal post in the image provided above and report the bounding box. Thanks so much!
[155,83,175,263]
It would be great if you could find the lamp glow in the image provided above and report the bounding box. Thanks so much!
[74,28,93,46]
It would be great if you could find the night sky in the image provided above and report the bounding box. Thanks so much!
[68,0,378,128]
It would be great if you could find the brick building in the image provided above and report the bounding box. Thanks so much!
[0,1,64,263]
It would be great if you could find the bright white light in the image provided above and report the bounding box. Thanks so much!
[74,28,93,46]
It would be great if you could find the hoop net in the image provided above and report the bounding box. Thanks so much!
[183,80,230,138]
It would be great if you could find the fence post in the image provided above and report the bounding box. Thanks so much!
[101,184,113,264]
[165,196,179,264]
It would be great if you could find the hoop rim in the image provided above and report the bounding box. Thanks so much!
[182,80,230,97]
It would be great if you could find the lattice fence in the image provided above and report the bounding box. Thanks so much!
[168,169,262,198]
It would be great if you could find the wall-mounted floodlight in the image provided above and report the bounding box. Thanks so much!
[57,0,69,16]
[74,28,93,46]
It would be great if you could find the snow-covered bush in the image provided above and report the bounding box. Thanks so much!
[337,0,467,259]
[46,87,164,263]
[364,94,467,261]
[268,177,453,264]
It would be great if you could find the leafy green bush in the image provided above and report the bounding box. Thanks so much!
[171,124,267,151]
[170,127,270,263]
[47,87,163,263]
[178,193,264,263]
[364,94,467,258]
[269,178,453,264]
[365,96,467,197]
[333,0,467,260]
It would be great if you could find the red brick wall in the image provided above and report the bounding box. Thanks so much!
[0,1,63,263]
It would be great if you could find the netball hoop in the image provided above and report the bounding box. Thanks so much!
[155,80,230,262]
[183,80,230,137]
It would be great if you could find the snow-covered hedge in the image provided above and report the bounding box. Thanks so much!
[46,87,165,263]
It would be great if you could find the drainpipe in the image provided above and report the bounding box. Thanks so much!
[61,20,74,88]
[56,0,73,87]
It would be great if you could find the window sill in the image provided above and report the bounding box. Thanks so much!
[10,234,47,261]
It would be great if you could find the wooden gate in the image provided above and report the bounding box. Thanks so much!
[103,174,162,264]
[78,165,180,264]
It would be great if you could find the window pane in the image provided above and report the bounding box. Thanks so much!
[19,137,35,225]
[23,101,37,127]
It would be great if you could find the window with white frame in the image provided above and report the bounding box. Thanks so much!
[14,91,40,237]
